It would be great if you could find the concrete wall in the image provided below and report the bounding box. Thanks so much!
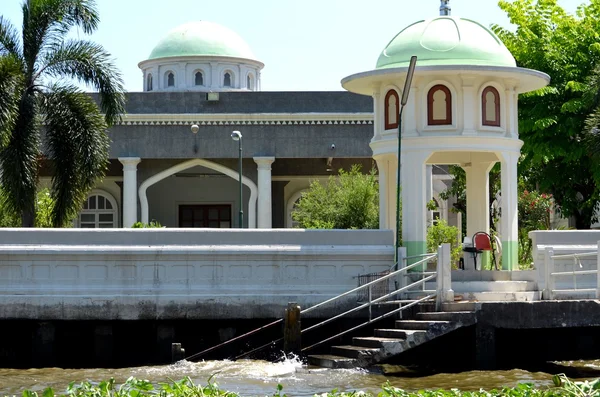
[0,228,394,320]
[529,230,600,295]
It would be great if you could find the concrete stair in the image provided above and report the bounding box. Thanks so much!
[409,280,541,302]
[307,311,476,369]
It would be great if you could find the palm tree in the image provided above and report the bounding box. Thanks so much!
[0,0,125,227]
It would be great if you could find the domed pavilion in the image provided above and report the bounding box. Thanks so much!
[342,1,550,270]
[138,21,264,92]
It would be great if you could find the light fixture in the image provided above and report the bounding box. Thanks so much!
[190,124,199,134]
[394,55,418,268]
[401,57,418,106]
[207,92,219,101]
[231,131,243,228]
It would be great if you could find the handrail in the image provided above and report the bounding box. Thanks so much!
[185,318,282,361]
[301,294,436,352]
[301,274,436,335]
[551,252,596,259]
[302,254,435,315]
[185,245,453,361]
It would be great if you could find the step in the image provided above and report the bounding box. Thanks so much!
[374,329,427,339]
[416,311,475,322]
[454,291,541,302]
[440,302,479,312]
[424,281,538,292]
[395,320,451,330]
[353,336,404,348]
[330,345,381,359]
[307,354,358,369]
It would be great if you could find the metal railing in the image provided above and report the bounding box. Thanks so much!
[543,245,600,300]
[300,243,453,352]
[186,244,453,361]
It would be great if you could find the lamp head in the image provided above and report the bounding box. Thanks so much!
[231,130,242,141]
[190,124,199,134]
[401,56,417,106]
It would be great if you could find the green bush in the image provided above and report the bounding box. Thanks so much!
[0,188,56,227]
[426,219,462,268]
[132,220,163,228]
[292,164,379,229]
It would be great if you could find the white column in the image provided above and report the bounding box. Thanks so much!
[253,157,275,228]
[401,151,430,257]
[465,161,495,239]
[464,160,495,270]
[500,151,519,270]
[426,165,433,225]
[374,154,396,232]
[118,157,141,228]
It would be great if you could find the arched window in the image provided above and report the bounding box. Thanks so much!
[384,90,399,130]
[427,85,452,125]
[223,72,232,87]
[79,192,118,228]
[247,74,254,90]
[482,86,501,127]
[146,74,153,91]
[166,72,175,87]
[195,71,204,86]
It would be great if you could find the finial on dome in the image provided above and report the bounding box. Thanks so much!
[440,0,451,16]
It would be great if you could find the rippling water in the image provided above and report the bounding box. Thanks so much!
[1,358,599,396]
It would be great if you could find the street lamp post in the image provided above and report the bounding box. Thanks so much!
[231,131,243,228]
[394,56,418,267]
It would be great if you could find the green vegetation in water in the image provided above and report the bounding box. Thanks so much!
[12,374,600,397]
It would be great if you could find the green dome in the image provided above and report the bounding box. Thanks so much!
[376,16,516,69]
[148,21,257,60]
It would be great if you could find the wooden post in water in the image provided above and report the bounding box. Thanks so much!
[283,302,301,354]
[171,343,185,363]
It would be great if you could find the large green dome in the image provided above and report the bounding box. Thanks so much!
[148,21,257,60]
[376,16,516,69]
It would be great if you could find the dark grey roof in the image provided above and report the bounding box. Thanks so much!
[93,91,373,114]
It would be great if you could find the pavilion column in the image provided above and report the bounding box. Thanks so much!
[118,157,141,228]
[500,151,519,270]
[465,160,495,268]
[374,154,396,233]
[254,157,275,228]
[401,151,431,258]
[426,165,433,225]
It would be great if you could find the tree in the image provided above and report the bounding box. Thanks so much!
[291,165,379,229]
[0,0,125,227]
[492,0,600,228]
[0,187,55,227]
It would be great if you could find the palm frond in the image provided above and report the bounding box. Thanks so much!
[0,92,40,226]
[0,16,23,59]
[22,0,100,83]
[41,82,109,227]
[0,55,24,149]
[42,40,125,125]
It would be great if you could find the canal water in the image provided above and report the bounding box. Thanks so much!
[2,357,600,396]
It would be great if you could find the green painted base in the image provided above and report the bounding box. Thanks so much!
[404,241,427,271]
[480,251,490,270]
[501,240,518,271]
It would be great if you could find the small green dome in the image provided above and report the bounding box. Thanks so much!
[148,21,257,60]
[376,17,516,69]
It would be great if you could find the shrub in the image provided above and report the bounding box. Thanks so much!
[426,219,462,268]
[292,164,379,229]
[132,220,163,228]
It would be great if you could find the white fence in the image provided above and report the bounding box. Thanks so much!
[543,243,600,300]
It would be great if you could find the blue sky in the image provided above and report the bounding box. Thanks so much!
[0,0,583,92]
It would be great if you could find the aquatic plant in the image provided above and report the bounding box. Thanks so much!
[12,374,600,397]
